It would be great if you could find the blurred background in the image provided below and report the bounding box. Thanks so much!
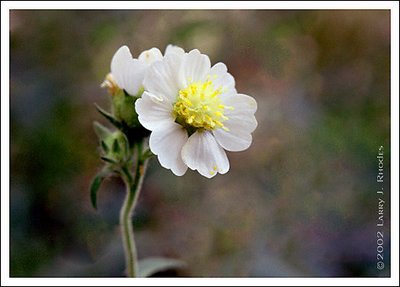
[10,10,391,277]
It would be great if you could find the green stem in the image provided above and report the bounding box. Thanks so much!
[119,142,148,277]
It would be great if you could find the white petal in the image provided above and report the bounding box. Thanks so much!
[214,94,258,151]
[209,62,236,94]
[150,122,188,176]
[165,44,185,57]
[135,91,174,131]
[181,131,229,178]
[143,53,183,102]
[110,46,131,87]
[123,59,147,96]
[223,93,258,116]
[138,47,163,65]
[213,125,254,152]
[181,49,211,88]
[111,46,146,96]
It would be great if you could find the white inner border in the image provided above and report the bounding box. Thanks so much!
[1,1,399,286]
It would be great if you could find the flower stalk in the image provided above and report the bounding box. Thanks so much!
[119,142,148,277]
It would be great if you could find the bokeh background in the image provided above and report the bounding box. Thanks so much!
[10,10,391,277]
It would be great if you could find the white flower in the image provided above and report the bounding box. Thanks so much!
[135,47,257,178]
[108,45,163,96]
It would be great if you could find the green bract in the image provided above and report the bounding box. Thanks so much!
[112,88,143,129]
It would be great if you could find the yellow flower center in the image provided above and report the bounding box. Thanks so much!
[173,80,231,131]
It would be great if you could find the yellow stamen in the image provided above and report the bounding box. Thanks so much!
[173,80,232,131]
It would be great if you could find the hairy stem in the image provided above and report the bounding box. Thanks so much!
[119,143,148,277]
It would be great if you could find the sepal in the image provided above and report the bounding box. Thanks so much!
[90,168,111,209]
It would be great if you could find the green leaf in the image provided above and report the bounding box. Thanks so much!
[95,103,123,130]
[93,121,112,140]
[112,138,120,153]
[100,140,109,153]
[100,156,117,164]
[122,133,130,158]
[137,257,186,277]
[90,171,108,209]
[142,148,155,160]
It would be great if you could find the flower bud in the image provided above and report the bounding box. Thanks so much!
[94,122,130,164]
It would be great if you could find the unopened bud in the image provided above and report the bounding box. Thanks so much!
[101,130,130,164]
